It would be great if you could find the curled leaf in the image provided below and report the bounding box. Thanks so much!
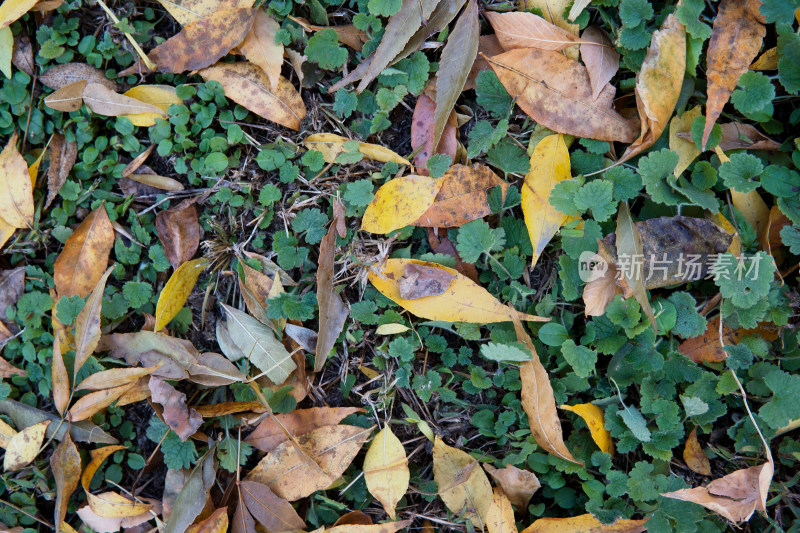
[483,463,541,510]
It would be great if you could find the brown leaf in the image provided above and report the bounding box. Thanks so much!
[580,26,619,100]
[315,198,349,372]
[68,383,136,422]
[582,262,623,317]
[239,480,306,531]
[760,205,790,264]
[246,424,373,501]
[239,9,283,91]
[51,319,70,415]
[54,204,115,298]
[232,489,256,533]
[427,229,480,283]
[513,309,582,465]
[10,33,33,76]
[163,447,216,532]
[0,356,25,379]
[238,261,276,326]
[82,83,165,117]
[464,35,503,91]
[702,0,765,148]
[398,263,456,299]
[199,62,306,130]
[44,80,86,112]
[245,406,364,452]
[684,427,711,476]
[488,48,638,142]
[149,376,203,441]
[716,122,781,151]
[121,145,155,178]
[0,267,24,329]
[316,24,367,51]
[678,316,778,363]
[410,92,458,174]
[76,364,163,391]
[662,461,772,523]
[333,510,373,526]
[39,62,116,90]
[194,401,265,418]
[317,520,413,533]
[53,434,81,530]
[150,9,256,73]
[486,11,582,51]
[483,463,541,509]
[156,198,200,269]
[432,436,493,529]
[46,133,78,208]
[619,14,685,162]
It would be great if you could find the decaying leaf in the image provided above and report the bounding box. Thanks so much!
[54,204,115,298]
[76,364,163,391]
[122,85,184,127]
[156,198,200,269]
[163,447,216,533]
[432,436,493,529]
[0,132,34,229]
[582,261,623,317]
[53,434,81,530]
[702,0,765,148]
[39,62,116,91]
[0,267,24,328]
[304,133,411,166]
[44,79,86,112]
[398,262,456,299]
[186,508,228,533]
[315,198,348,372]
[311,521,413,533]
[486,488,516,533]
[200,62,306,130]
[155,257,208,331]
[363,425,409,519]
[246,424,373,501]
[3,420,49,471]
[521,514,648,532]
[486,11,581,51]
[483,463,541,510]
[149,376,202,441]
[684,427,711,476]
[361,175,443,234]
[74,266,113,378]
[46,133,78,208]
[678,316,778,364]
[239,480,306,531]
[619,14,685,162]
[155,0,255,25]
[615,202,656,331]
[239,9,283,91]
[580,26,619,100]
[82,83,165,117]
[246,406,363,452]
[669,105,703,177]
[427,228,480,283]
[51,309,70,416]
[410,93,458,173]
[561,403,613,455]
[715,123,781,151]
[464,35,504,91]
[488,49,637,142]
[10,33,33,76]
[370,259,548,323]
[513,309,581,464]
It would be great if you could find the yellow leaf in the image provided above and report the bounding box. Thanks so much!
[706,211,741,256]
[3,420,49,471]
[73,266,114,377]
[304,133,411,166]
[668,105,702,177]
[363,425,409,519]
[0,0,39,28]
[82,445,127,494]
[0,217,14,249]
[750,47,778,70]
[239,9,283,91]
[88,491,154,519]
[521,514,648,532]
[683,427,711,476]
[27,146,46,188]
[155,0,256,26]
[361,175,442,234]
[522,134,576,267]
[369,259,548,323]
[375,323,409,335]
[155,257,208,331]
[432,436,493,529]
[486,488,516,533]
[68,383,137,422]
[76,363,163,391]
[122,85,183,126]
[0,132,33,229]
[0,418,16,448]
[560,403,613,455]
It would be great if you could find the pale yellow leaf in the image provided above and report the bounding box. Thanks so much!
[521,514,648,532]
[432,436,492,529]
[486,488,516,533]
[239,9,283,91]
[375,323,409,335]
[0,0,39,28]
[3,420,49,471]
[0,132,34,229]
[304,133,411,166]
[122,85,183,126]
[363,426,409,519]
[668,105,702,177]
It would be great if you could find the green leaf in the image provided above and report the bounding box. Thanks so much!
[638,149,685,205]
[217,437,253,472]
[690,116,721,151]
[259,184,281,206]
[718,152,763,193]
[561,219,602,259]
[619,405,652,442]
[777,23,800,94]
[456,219,506,263]
[368,0,402,16]
[619,0,653,26]
[760,165,800,198]
[376,85,407,111]
[56,295,85,326]
[679,395,709,417]
[549,179,581,216]
[487,138,530,175]
[333,89,358,118]
[122,281,153,309]
[306,29,348,69]
[344,179,375,207]
[675,0,711,40]
[667,292,706,338]
[561,339,597,378]
[467,118,508,159]
[427,153,452,178]
[575,180,615,222]
[480,342,532,362]
[731,71,775,122]
[605,166,642,203]
[761,0,800,25]
[713,252,775,309]
[759,369,800,429]
[780,225,800,254]
[475,70,512,117]
[291,208,329,244]
[538,323,569,346]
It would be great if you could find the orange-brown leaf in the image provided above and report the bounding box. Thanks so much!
[68,383,136,422]
[684,427,711,476]
[156,198,200,269]
[678,316,779,364]
[54,204,115,298]
[245,406,364,452]
[483,463,541,509]
[53,434,81,530]
[315,198,348,372]
[486,11,582,51]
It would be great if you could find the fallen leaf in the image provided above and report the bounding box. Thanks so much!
[76,365,162,391]
[464,35,504,91]
[68,383,136,422]
[432,436,492,529]
[684,427,711,476]
[3,420,49,471]
[10,33,33,75]
[304,133,411,165]
[163,447,216,533]
[398,262,456,299]
[702,0,765,148]
[122,85,183,127]
[489,48,637,142]
[194,401,265,418]
[427,228,480,283]
[44,79,87,112]
[483,464,541,510]
[76,502,160,533]
[333,510,373,526]
[520,0,578,38]
[714,123,781,151]
[669,105,703,177]
[615,202,656,331]
[410,92,458,174]
[53,434,81,530]
[414,163,507,228]
[0,267,24,328]
[314,521,413,533]
[39,62,116,91]
[0,0,39,29]
[486,11,582,51]
[0,26,10,78]
[513,309,581,464]
[0,399,117,444]
[486,488,516,533]
[315,198,348,372]
[521,514,648,532]
[199,62,306,130]
[185,508,229,533]
[232,486,256,533]
[238,260,276,326]
[121,145,155,178]
[0,132,33,229]
[149,376,203,441]
[0,218,14,250]
[364,425,409,519]
[731,188,770,241]
[246,406,364,452]
[239,9,283,91]
[361,175,442,234]
[246,424,373,501]
[156,198,200,269]
[760,205,790,264]
[521,134,576,266]
[73,266,113,378]
[122,171,185,194]
[155,0,251,25]
[218,303,296,384]
[46,133,78,208]
[750,46,778,70]
[677,316,778,363]
[54,204,115,298]
[561,403,614,455]
[583,262,624,317]
[149,8,255,73]
[619,14,685,162]
[370,259,548,323]
[51,318,70,416]
[580,26,619,100]
[154,257,208,331]
[82,83,165,117]
[239,480,306,531]
[662,460,772,523]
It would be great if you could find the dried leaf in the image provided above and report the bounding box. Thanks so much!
[521,514,648,532]
[0,218,14,250]
[53,434,81,530]
[304,133,411,165]
[155,0,250,25]
[122,85,183,127]
[669,105,703,177]
[74,266,113,377]
[483,464,541,510]
[200,62,306,130]
[561,403,614,455]
[513,309,581,464]
[333,510,373,526]
[156,198,200,269]
[662,460,773,523]
[149,376,202,441]
[464,35,504,91]
[315,521,413,533]
[615,202,656,331]
[0,132,33,229]
[77,365,162,391]
[10,33,33,75]
[3,420,49,471]
[0,267,24,327]
[677,316,778,363]
[702,0,765,148]
[433,0,478,148]
[410,92,458,173]
[51,320,70,415]
[247,424,373,501]
[82,83,164,117]
[583,262,623,317]
[44,80,87,112]
[760,205,790,264]
[580,26,619,100]
[239,480,306,531]
[486,488,516,533]
[39,62,116,91]
[46,133,78,208]
[619,14,685,162]
[186,508,229,533]
[54,204,115,298]
[684,427,711,476]
[0,399,117,444]
[238,261,276,326]
[370,259,547,323]
[750,47,778,70]
[155,257,208,331]
[715,123,781,151]
[68,383,136,422]
[164,448,216,533]
[427,228,480,283]
[232,488,256,533]
[486,11,581,51]
[519,0,578,39]
[239,9,283,91]
[432,436,492,529]
[315,198,348,372]
[364,425,409,519]
[122,171,185,194]
[361,175,443,234]
[246,406,363,452]
[0,0,39,28]
[398,262,456,300]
